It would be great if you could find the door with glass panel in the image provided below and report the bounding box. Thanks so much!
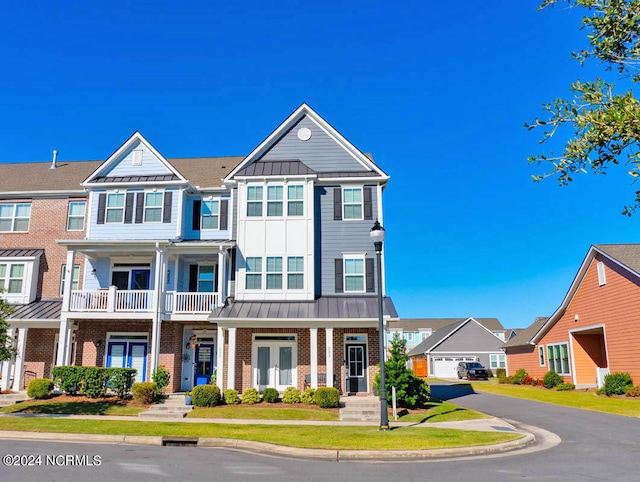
[106,335,148,383]
[254,337,296,391]
[346,344,367,393]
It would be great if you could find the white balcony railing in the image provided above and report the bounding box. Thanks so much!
[166,292,218,313]
[115,290,154,312]
[68,288,154,313]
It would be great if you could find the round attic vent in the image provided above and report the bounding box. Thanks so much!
[297,127,312,141]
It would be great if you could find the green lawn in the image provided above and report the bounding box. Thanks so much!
[0,417,520,450]
[187,404,340,421]
[0,400,144,416]
[396,400,488,423]
[470,382,640,417]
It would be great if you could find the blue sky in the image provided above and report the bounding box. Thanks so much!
[1,1,637,329]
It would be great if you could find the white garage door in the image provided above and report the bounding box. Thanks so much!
[432,356,477,378]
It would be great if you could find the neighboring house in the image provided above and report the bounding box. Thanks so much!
[406,317,507,378]
[503,244,640,388]
[0,103,398,395]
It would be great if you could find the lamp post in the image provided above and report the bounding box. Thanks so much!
[370,220,390,431]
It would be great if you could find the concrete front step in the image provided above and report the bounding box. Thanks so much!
[137,394,193,418]
[138,411,190,419]
[0,392,30,407]
[339,396,381,422]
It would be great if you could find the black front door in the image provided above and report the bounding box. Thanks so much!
[347,344,367,393]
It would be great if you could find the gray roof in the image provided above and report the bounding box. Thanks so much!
[0,248,44,258]
[235,160,316,177]
[317,171,377,178]
[594,244,640,274]
[8,299,62,321]
[390,317,505,332]
[502,317,549,349]
[90,174,180,183]
[211,296,398,320]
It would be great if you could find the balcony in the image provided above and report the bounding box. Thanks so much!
[69,288,154,313]
[165,292,219,314]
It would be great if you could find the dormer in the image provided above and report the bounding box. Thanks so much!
[0,248,43,304]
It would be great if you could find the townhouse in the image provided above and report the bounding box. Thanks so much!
[0,104,398,395]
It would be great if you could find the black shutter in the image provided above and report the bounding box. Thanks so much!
[192,200,201,230]
[335,258,344,293]
[135,193,144,223]
[366,258,375,293]
[363,187,373,220]
[333,188,342,220]
[189,265,198,292]
[163,191,173,223]
[97,193,106,224]
[124,193,134,224]
[220,199,228,230]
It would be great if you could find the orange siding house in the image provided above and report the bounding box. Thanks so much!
[504,244,640,388]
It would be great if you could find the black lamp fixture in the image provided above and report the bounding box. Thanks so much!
[95,339,102,348]
[370,219,389,431]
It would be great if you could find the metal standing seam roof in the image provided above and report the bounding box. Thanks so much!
[502,317,550,349]
[234,160,317,177]
[211,296,398,320]
[8,299,62,321]
[90,174,180,183]
[0,248,44,258]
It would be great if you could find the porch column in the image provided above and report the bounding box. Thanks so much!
[150,246,166,375]
[56,318,73,366]
[216,327,225,391]
[0,328,15,391]
[13,328,28,390]
[227,327,236,390]
[217,251,227,307]
[310,327,318,389]
[325,328,334,388]
[61,249,76,312]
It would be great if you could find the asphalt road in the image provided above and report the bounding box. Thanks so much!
[0,384,638,482]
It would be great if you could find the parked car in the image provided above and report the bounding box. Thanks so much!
[457,362,489,380]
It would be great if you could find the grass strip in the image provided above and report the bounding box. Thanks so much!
[396,401,488,423]
[187,405,339,421]
[0,401,143,417]
[0,417,520,450]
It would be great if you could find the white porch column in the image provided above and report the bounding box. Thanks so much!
[325,327,334,388]
[61,249,76,312]
[216,327,225,391]
[217,251,227,307]
[150,246,166,375]
[227,327,236,391]
[13,328,28,390]
[56,318,72,367]
[310,327,318,389]
[1,328,15,391]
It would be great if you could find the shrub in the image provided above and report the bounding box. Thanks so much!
[223,389,240,405]
[192,385,222,407]
[512,369,529,385]
[151,366,171,393]
[262,387,279,403]
[486,368,494,378]
[241,388,261,405]
[27,378,53,399]
[625,385,640,397]
[497,376,509,384]
[300,387,316,404]
[52,366,84,395]
[106,368,136,399]
[314,387,340,408]
[282,386,301,404]
[495,368,506,378]
[82,367,110,398]
[132,382,158,404]
[556,382,575,391]
[543,370,563,389]
[602,372,634,396]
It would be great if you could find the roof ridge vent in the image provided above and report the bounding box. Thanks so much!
[50,150,58,169]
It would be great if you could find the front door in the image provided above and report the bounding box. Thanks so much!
[130,270,150,290]
[106,339,148,383]
[255,342,295,391]
[347,344,367,393]
[194,344,215,386]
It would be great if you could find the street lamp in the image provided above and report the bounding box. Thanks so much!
[370,220,390,431]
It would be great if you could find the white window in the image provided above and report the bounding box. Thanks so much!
[538,346,545,366]
[106,193,125,223]
[597,261,606,286]
[267,186,283,217]
[287,185,304,216]
[247,186,263,217]
[0,203,31,232]
[419,330,431,341]
[0,263,25,294]
[144,192,163,223]
[490,354,506,370]
[67,201,86,231]
[343,188,363,220]
[287,256,304,289]
[201,200,219,229]
[60,264,80,295]
[404,332,415,343]
[547,343,570,375]
[246,257,262,289]
[344,256,365,292]
[266,257,283,289]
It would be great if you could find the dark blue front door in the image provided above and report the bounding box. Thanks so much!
[194,344,214,386]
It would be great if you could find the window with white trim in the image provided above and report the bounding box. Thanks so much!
[343,188,363,220]
[246,257,262,289]
[267,186,283,216]
[266,256,283,289]
[538,346,545,366]
[106,193,125,223]
[547,343,570,375]
[344,256,365,292]
[66,202,86,231]
[198,265,214,292]
[419,330,432,341]
[287,256,304,289]
[490,353,506,370]
[597,261,606,286]
[0,203,31,232]
[144,192,163,223]
[201,200,219,229]
[287,185,304,216]
[60,264,80,295]
[247,186,263,217]
[0,263,25,294]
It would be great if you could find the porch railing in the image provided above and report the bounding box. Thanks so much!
[68,288,154,312]
[166,292,219,313]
